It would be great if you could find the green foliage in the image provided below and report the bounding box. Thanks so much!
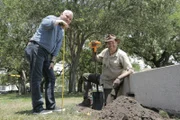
[0,74,18,85]
[0,74,8,85]
[118,0,180,67]
[0,0,65,86]
[159,110,170,119]
[132,63,141,72]
[1,0,180,92]
[78,48,101,74]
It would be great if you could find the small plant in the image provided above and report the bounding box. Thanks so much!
[159,110,170,119]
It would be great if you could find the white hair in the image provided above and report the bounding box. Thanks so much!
[63,10,73,17]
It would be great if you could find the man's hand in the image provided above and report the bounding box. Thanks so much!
[54,20,68,29]
[113,79,121,88]
[49,62,54,69]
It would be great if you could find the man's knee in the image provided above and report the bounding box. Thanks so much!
[88,73,100,84]
[82,73,91,81]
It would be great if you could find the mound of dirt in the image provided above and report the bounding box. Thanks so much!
[76,96,173,120]
[96,96,164,120]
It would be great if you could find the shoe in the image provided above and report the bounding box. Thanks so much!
[47,107,64,112]
[33,110,53,115]
[78,99,91,107]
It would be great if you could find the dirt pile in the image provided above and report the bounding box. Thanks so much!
[95,96,165,120]
[76,96,173,120]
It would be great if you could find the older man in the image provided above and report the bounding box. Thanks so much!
[25,10,73,114]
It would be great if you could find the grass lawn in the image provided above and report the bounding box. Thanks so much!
[0,92,92,120]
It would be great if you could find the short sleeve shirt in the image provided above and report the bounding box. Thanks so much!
[97,48,132,88]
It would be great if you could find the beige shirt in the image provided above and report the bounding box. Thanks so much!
[97,48,132,88]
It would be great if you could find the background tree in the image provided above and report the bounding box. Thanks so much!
[0,0,65,94]
[0,0,179,94]
[63,0,110,92]
[104,0,180,67]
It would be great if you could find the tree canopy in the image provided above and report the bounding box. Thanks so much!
[0,0,179,93]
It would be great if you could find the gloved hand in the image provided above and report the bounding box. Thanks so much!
[113,78,121,88]
[91,40,98,47]
[54,19,68,29]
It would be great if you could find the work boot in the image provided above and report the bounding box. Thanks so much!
[78,99,91,107]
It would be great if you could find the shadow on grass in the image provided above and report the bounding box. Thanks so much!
[15,110,32,115]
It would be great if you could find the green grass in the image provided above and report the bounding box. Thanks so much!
[2,93,180,120]
[0,92,92,120]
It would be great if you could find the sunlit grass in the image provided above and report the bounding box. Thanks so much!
[0,92,92,120]
[1,92,179,120]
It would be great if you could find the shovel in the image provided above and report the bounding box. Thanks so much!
[106,87,117,104]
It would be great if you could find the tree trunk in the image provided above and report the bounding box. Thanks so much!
[77,76,83,92]
[69,64,77,93]
[66,30,94,93]
[18,70,27,95]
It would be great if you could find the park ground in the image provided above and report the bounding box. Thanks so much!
[0,92,180,120]
[0,92,92,120]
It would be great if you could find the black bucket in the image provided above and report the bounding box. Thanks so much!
[92,92,104,110]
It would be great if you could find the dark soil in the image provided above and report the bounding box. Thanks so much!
[77,96,173,120]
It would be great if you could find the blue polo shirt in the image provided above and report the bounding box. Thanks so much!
[30,15,64,56]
